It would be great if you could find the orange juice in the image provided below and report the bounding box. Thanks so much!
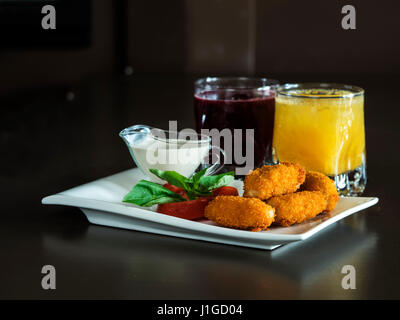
[273,87,365,176]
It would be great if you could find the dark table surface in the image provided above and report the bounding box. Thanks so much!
[1,73,399,299]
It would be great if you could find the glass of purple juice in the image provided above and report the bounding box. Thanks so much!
[194,77,279,175]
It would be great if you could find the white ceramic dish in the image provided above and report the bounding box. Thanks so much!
[42,168,378,250]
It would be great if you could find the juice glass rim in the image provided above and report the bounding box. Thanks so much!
[277,83,364,99]
[194,76,279,90]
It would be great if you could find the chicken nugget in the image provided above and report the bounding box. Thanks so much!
[300,171,339,212]
[204,196,275,231]
[266,191,327,227]
[244,162,306,200]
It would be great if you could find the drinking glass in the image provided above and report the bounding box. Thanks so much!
[273,83,366,196]
[194,77,279,175]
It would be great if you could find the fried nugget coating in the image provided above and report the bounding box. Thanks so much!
[204,196,275,231]
[300,171,339,212]
[266,191,327,227]
[243,162,306,200]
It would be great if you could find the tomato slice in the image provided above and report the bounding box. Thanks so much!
[158,184,238,220]
[162,183,188,200]
[212,186,239,197]
[157,197,211,220]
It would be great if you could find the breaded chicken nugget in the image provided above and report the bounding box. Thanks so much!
[300,171,339,212]
[266,191,327,227]
[243,162,306,200]
[204,196,275,231]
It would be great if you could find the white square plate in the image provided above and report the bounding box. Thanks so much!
[42,168,378,250]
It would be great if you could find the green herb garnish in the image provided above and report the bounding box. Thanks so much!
[122,180,186,207]
[123,168,235,207]
[197,171,235,192]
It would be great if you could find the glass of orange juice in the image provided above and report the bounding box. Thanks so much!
[273,83,366,196]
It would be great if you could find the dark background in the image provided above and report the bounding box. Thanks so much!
[1,0,399,93]
[1,0,400,299]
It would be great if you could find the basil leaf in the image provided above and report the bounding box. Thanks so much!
[149,168,190,190]
[190,167,208,188]
[198,171,235,192]
[122,180,185,207]
[192,189,213,197]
